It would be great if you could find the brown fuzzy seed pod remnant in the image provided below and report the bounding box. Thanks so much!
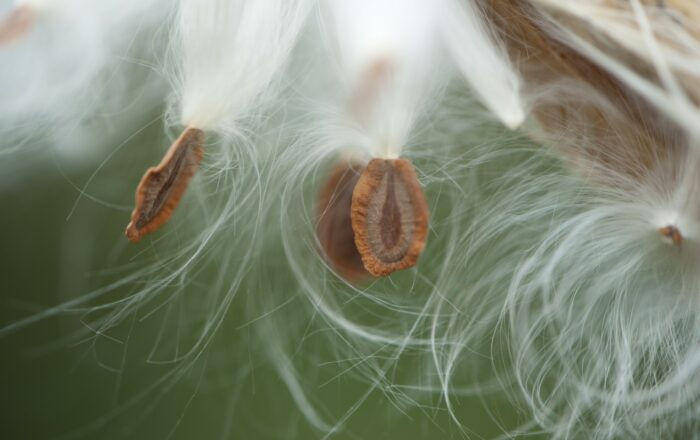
[482,0,684,182]
[351,158,429,277]
[125,127,204,243]
[316,162,371,282]
[0,5,34,45]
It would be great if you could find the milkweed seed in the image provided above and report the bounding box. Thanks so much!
[659,225,683,246]
[125,127,204,243]
[316,161,371,282]
[351,158,429,277]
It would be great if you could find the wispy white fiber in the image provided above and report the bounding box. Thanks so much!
[534,0,700,142]
[502,176,700,438]
[5,2,700,439]
[441,0,525,129]
[0,0,170,161]
[484,2,700,437]
[325,0,445,159]
[173,0,312,134]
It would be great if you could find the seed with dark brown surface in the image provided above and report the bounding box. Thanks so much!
[125,127,204,243]
[351,158,429,276]
[316,161,371,282]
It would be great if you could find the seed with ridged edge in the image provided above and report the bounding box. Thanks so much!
[351,158,429,277]
[316,161,371,282]
[125,127,204,243]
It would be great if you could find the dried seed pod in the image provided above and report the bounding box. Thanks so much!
[316,162,371,282]
[0,6,34,45]
[351,158,429,277]
[482,0,681,181]
[659,225,683,246]
[125,127,204,243]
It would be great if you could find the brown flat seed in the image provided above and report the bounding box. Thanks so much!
[125,127,204,243]
[0,6,34,45]
[316,162,371,282]
[659,225,683,246]
[351,158,429,277]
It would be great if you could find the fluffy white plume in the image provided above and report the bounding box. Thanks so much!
[172,0,311,133]
[4,1,700,439]
[441,0,525,129]
[0,0,169,162]
[477,1,700,438]
[324,0,445,159]
[533,0,700,142]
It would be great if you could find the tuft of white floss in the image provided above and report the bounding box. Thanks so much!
[324,0,446,160]
[0,0,171,165]
[501,166,700,438]
[533,0,700,143]
[476,1,700,438]
[172,0,312,135]
[441,0,525,129]
[8,1,700,438]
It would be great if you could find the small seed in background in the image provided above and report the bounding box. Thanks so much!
[0,6,34,45]
[317,161,372,282]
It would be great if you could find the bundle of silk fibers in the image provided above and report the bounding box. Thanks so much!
[2,0,700,439]
[0,0,171,177]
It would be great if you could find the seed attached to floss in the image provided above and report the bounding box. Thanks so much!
[316,162,372,282]
[125,127,204,243]
[659,225,683,246]
[351,158,429,277]
[0,6,34,45]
